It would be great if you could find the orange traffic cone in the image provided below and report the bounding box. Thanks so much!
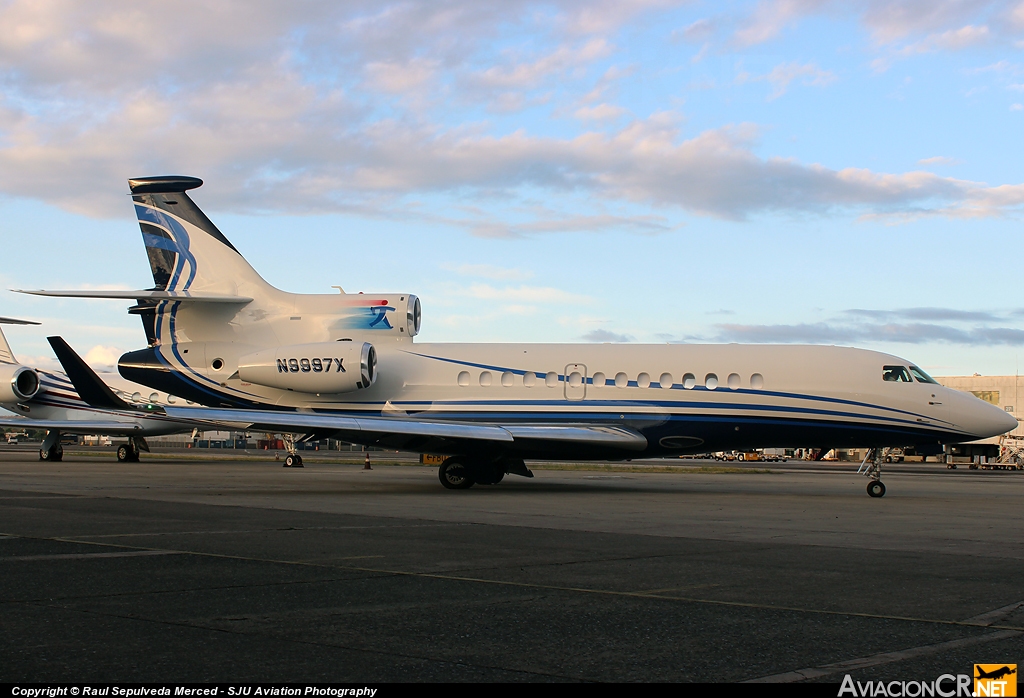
[364,452,372,470]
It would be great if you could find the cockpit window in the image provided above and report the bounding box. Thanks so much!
[882,365,913,382]
[909,365,938,384]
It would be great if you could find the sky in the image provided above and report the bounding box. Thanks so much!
[1,0,1024,377]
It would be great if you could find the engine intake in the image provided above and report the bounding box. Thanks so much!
[237,341,376,394]
[0,364,40,403]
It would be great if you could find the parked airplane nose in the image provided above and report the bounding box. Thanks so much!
[946,388,1018,440]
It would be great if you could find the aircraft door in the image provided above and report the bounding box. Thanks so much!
[564,364,586,401]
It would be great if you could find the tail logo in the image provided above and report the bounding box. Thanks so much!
[340,300,396,331]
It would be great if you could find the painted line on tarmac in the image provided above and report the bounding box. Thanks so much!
[1,550,182,562]
[744,629,1022,683]
[9,531,1024,635]
[963,600,1024,626]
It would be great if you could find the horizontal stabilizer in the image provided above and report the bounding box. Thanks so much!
[13,290,252,303]
[0,417,143,435]
[0,317,41,325]
[47,336,133,411]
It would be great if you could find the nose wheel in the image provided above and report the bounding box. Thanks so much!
[867,480,886,498]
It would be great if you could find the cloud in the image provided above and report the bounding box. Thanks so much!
[918,156,963,166]
[707,306,1024,346]
[581,329,634,342]
[1013,103,1024,110]
[724,1,1016,55]
[2,92,1023,223]
[672,18,716,43]
[737,61,838,99]
[732,0,828,47]
[83,345,121,370]
[468,39,613,91]
[0,1,1023,227]
[364,58,440,95]
[574,103,629,121]
[845,307,1002,322]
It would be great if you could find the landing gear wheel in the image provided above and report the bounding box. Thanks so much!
[439,458,475,489]
[39,445,63,462]
[867,481,886,498]
[284,454,303,467]
[117,444,139,462]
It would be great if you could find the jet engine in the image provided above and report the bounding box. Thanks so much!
[0,364,40,403]
[237,341,376,394]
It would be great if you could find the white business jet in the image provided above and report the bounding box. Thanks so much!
[0,319,197,461]
[17,176,1017,495]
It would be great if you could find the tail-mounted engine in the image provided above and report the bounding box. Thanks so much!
[238,341,376,394]
[0,364,40,403]
[335,294,421,338]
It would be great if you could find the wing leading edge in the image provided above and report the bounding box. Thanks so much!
[0,417,144,435]
[160,405,648,455]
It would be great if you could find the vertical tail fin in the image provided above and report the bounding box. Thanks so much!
[0,317,40,365]
[128,176,274,296]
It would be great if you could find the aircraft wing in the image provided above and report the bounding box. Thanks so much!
[0,417,144,434]
[161,406,648,452]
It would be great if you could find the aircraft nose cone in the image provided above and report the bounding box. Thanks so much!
[946,388,1019,438]
[966,395,1015,438]
[994,405,1019,435]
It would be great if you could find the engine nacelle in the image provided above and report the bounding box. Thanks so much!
[336,294,421,338]
[237,341,376,394]
[0,364,40,403]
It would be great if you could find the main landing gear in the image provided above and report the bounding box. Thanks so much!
[39,430,63,462]
[858,448,888,497]
[437,456,533,490]
[116,436,149,462]
[282,433,303,467]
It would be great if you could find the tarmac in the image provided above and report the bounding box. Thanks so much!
[1,447,1023,683]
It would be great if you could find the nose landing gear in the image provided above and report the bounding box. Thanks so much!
[858,448,888,497]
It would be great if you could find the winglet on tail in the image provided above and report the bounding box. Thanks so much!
[47,336,133,410]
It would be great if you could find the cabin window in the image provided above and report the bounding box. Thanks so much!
[501,371,514,387]
[568,371,583,388]
[705,373,718,390]
[167,395,177,404]
[727,373,741,390]
[637,372,651,388]
[523,371,537,387]
[480,371,493,387]
[882,366,912,383]
[615,372,628,388]
[458,371,470,386]
[149,393,159,403]
[682,373,696,389]
[909,366,938,384]
[659,372,673,389]
[592,372,606,387]
[750,373,764,390]
[132,392,142,402]
[545,371,558,387]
